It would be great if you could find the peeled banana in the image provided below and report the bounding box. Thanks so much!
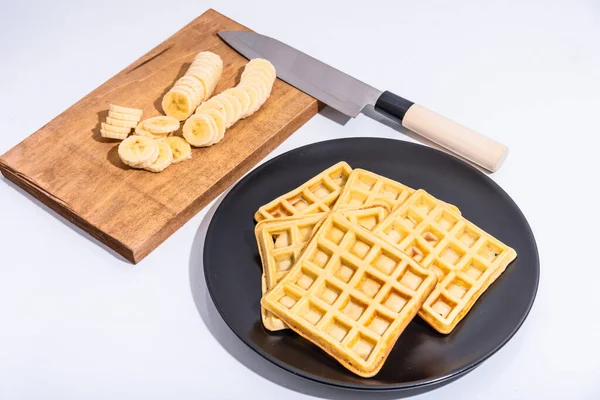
[186,58,276,147]
[162,51,223,121]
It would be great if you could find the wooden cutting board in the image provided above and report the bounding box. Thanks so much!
[0,9,318,264]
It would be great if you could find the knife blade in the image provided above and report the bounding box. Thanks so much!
[218,31,508,172]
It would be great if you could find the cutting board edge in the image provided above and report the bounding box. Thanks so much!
[0,164,135,262]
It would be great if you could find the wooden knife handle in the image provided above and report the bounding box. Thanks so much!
[374,91,508,172]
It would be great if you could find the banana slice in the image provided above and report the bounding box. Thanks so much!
[183,114,218,147]
[193,55,223,75]
[144,141,173,173]
[162,90,194,121]
[106,117,138,128]
[195,98,225,116]
[211,96,235,128]
[172,84,199,107]
[240,85,261,117]
[187,67,218,99]
[244,81,266,106]
[108,111,142,122]
[118,135,159,168]
[142,116,180,134]
[225,88,252,119]
[100,129,128,140]
[101,122,131,134]
[242,68,273,86]
[109,104,143,117]
[135,122,169,140]
[245,59,276,81]
[220,93,242,124]
[195,51,223,67]
[241,76,271,101]
[175,76,205,101]
[201,108,226,143]
[165,137,192,163]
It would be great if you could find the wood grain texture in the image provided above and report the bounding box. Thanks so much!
[0,9,318,263]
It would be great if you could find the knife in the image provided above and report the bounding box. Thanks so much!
[218,31,508,172]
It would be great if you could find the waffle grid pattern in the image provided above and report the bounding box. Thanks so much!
[333,169,414,212]
[256,214,326,331]
[262,212,437,377]
[374,189,517,333]
[254,162,352,221]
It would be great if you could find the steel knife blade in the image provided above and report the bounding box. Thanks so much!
[218,31,508,172]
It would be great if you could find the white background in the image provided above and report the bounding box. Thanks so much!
[1,0,599,399]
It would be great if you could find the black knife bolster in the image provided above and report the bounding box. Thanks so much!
[374,91,414,122]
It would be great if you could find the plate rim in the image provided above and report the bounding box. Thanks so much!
[203,137,540,391]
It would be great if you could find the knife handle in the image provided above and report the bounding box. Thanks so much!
[374,91,508,172]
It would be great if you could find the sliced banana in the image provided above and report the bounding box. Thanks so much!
[161,51,223,117]
[165,137,192,163]
[241,77,270,103]
[101,122,131,134]
[220,93,242,124]
[195,98,225,115]
[187,67,218,99]
[225,88,252,119]
[195,51,223,67]
[109,104,143,117]
[108,111,142,122]
[210,97,235,128]
[144,141,173,173]
[161,90,193,121]
[245,59,276,82]
[100,129,128,140]
[172,84,199,107]
[242,69,273,88]
[201,108,226,143]
[183,114,218,147]
[106,117,137,128]
[240,85,261,117]
[118,135,159,168]
[175,76,205,101]
[142,116,180,134]
[135,122,169,140]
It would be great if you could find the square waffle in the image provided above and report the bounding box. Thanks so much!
[373,189,517,334]
[261,212,437,377]
[254,162,353,222]
[256,206,390,331]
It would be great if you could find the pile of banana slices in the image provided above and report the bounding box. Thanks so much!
[162,52,223,121]
[117,114,192,173]
[101,105,143,140]
[183,58,276,147]
[101,51,276,173]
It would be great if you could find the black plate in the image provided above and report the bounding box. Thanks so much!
[204,138,539,392]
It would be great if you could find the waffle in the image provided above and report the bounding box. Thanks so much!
[261,212,437,377]
[256,214,326,331]
[256,206,390,331]
[334,169,461,215]
[254,162,352,222]
[373,189,517,334]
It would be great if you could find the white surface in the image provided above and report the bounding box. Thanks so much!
[0,0,599,399]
